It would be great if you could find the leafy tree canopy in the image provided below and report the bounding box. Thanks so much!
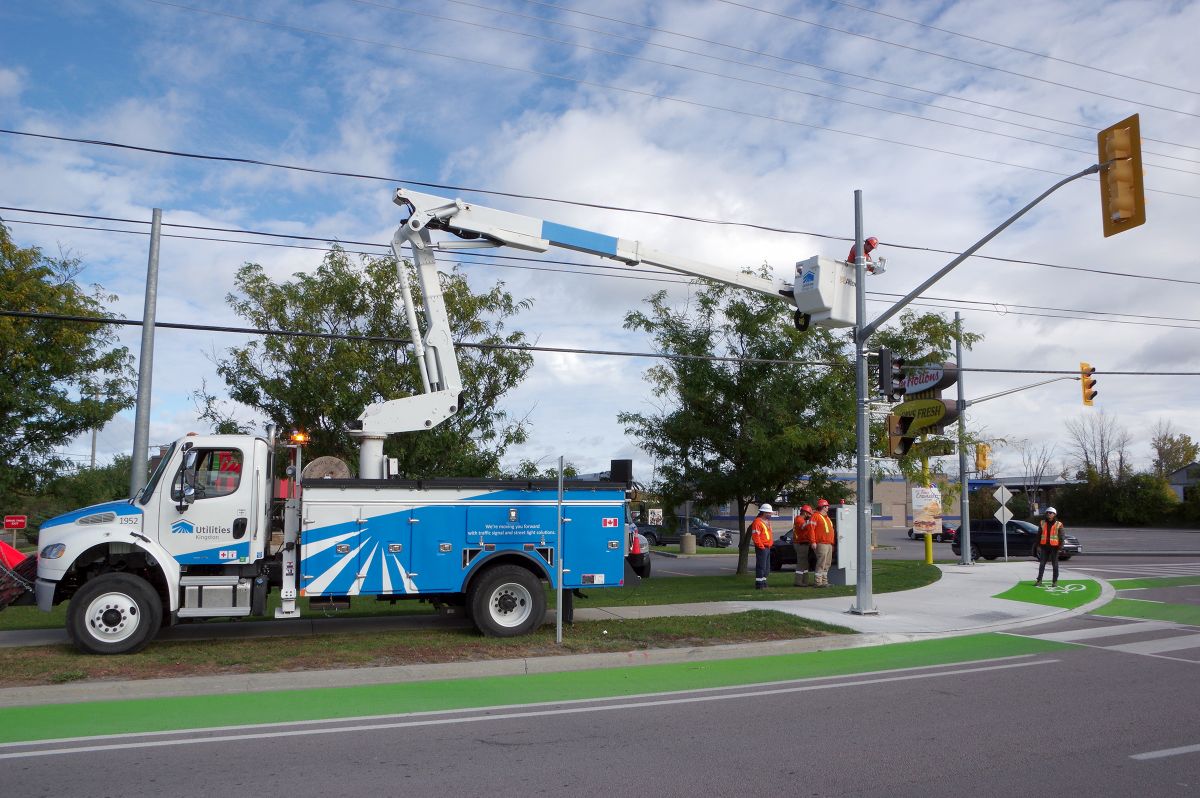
[0,224,134,508]
[207,247,533,478]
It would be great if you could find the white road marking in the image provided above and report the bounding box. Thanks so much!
[1131,742,1200,760]
[1028,621,1177,642]
[0,657,1058,760]
[1104,633,1200,655]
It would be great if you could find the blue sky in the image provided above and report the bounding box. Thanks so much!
[2,0,1199,481]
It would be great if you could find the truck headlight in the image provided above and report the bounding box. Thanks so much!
[40,543,66,559]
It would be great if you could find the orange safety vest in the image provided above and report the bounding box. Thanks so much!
[750,516,774,549]
[793,515,813,544]
[1040,520,1062,546]
[812,513,835,545]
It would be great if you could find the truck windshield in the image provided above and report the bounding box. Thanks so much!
[137,441,178,505]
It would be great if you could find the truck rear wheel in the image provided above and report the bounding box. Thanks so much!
[469,565,545,637]
[67,573,163,655]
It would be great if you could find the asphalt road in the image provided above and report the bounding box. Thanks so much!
[5,632,1198,796]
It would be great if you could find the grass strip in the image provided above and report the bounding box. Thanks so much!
[1091,598,1200,626]
[1108,575,1200,590]
[993,580,1100,609]
[0,560,940,630]
[0,611,849,689]
[0,631,1068,744]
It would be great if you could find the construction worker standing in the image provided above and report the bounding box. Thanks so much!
[793,504,816,587]
[811,499,836,588]
[750,504,775,590]
[1035,506,1065,587]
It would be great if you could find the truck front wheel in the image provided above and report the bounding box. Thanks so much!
[67,573,163,655]
[469,565,545,637]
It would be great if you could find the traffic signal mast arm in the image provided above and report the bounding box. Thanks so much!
[964,375,1081,407]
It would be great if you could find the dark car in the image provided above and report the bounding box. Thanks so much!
[769,529,798,571]
[951,519,1081,561]
[907,523,957,543]
[636,519,733,548]
[626,523,651,579]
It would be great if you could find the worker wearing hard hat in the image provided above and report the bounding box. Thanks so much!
[811,499,836,588]
[1035,507,1065,588]
[847,237,881,273]
[750,504,776,590]
[793,505,816,587]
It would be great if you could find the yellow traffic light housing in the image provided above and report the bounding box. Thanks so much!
[1097,114,1146,238]
[1080,362,1098,406]
[975,443,991,473]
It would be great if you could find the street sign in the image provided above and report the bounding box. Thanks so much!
[3,516,26,530]
[894,398,960,434]
[995,505,1012,523]
[993,485,1013,505]
[909,439,956,459]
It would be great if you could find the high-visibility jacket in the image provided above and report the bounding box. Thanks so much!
[793,515,814,544]
[750,516,774,549]
[1040,520,1063,546]
[812,513,835,545]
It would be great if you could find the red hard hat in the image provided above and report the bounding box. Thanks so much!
[801,504,813,513]
[816,498,830,508]
[865,236,879,248]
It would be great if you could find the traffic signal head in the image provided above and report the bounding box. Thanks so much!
[886,413,915,457]
[1080,362,1098,406]
[975,443,991,473]
[877,348,907,401]
[1097,114,1146,238]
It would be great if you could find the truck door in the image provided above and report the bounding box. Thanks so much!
[157,446,255,565]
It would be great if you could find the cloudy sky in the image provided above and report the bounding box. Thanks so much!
[2,0,1198,482]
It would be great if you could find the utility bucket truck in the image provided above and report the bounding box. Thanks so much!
[20,189,848,654]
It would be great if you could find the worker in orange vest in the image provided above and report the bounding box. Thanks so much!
[793,504,816,587]
[811,498,836,587]
[750,504,776,590]
[1035,507,1065,587]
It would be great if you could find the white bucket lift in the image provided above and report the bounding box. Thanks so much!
[793,256,857,328]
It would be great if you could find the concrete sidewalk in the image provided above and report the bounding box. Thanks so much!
[0,562,1109,707]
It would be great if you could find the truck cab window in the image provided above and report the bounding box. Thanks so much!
[172,449,243,501]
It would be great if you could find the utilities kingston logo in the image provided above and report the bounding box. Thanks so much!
[171,520,194,535]
[170,520,231,536]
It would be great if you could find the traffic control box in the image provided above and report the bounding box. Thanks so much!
[793,256,857,328]
[829,504,858,586]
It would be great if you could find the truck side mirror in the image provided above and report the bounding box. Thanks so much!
[174,450,199,512]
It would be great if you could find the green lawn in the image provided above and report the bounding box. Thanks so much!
[1109,575,1200,590]
[0,561,939,631]
[650,544,733,555]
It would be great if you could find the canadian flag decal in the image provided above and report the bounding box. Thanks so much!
[601,517,619,528]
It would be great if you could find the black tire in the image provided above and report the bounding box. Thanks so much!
[643,532,659,546]
[907,528,915,539]
[468,565,546,637]
[636,560,651,579]
[969,544,981,562]
[67,573,163,655]
[984,555,998,561]
[701,535,717,548]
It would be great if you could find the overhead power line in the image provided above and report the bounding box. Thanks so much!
[342,0,1197,172]
[511,0,1200,151]
[4,309,1198,375]
[6,212,1200,333]
[714,0,1200,119]
[824,0,1199,96]
[135,0,1200,190]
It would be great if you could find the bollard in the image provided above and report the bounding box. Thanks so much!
[680,532,697,555]
[924,532,933,565]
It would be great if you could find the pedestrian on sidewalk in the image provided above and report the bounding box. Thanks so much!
[750,504,775,590]
[812,499,836,587]
[793,504,816,586]
[1035,506,1065,587]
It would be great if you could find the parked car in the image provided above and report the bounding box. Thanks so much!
[627,524,651,578]
[769,529,798,571]
[907,523,957,542]
[950,519,1081,561]
[636,519,733,548]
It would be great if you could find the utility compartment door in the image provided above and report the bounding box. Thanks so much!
[300,502,364,597]
[356,507,416,596]
[409,505,467,592]
[561,501,626,589]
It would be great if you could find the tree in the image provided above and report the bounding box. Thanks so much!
[208,247,534,477]
[1020,440,1057,515]
[619,275,857,574]
[16,456,134,542]
[1150,419,1198,479]
[1064,410,1132,482]
[0,224,134,510]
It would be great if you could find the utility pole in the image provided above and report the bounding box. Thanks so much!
[851,191,876,615]
[129,208,162,497]
[955,313,972,565]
